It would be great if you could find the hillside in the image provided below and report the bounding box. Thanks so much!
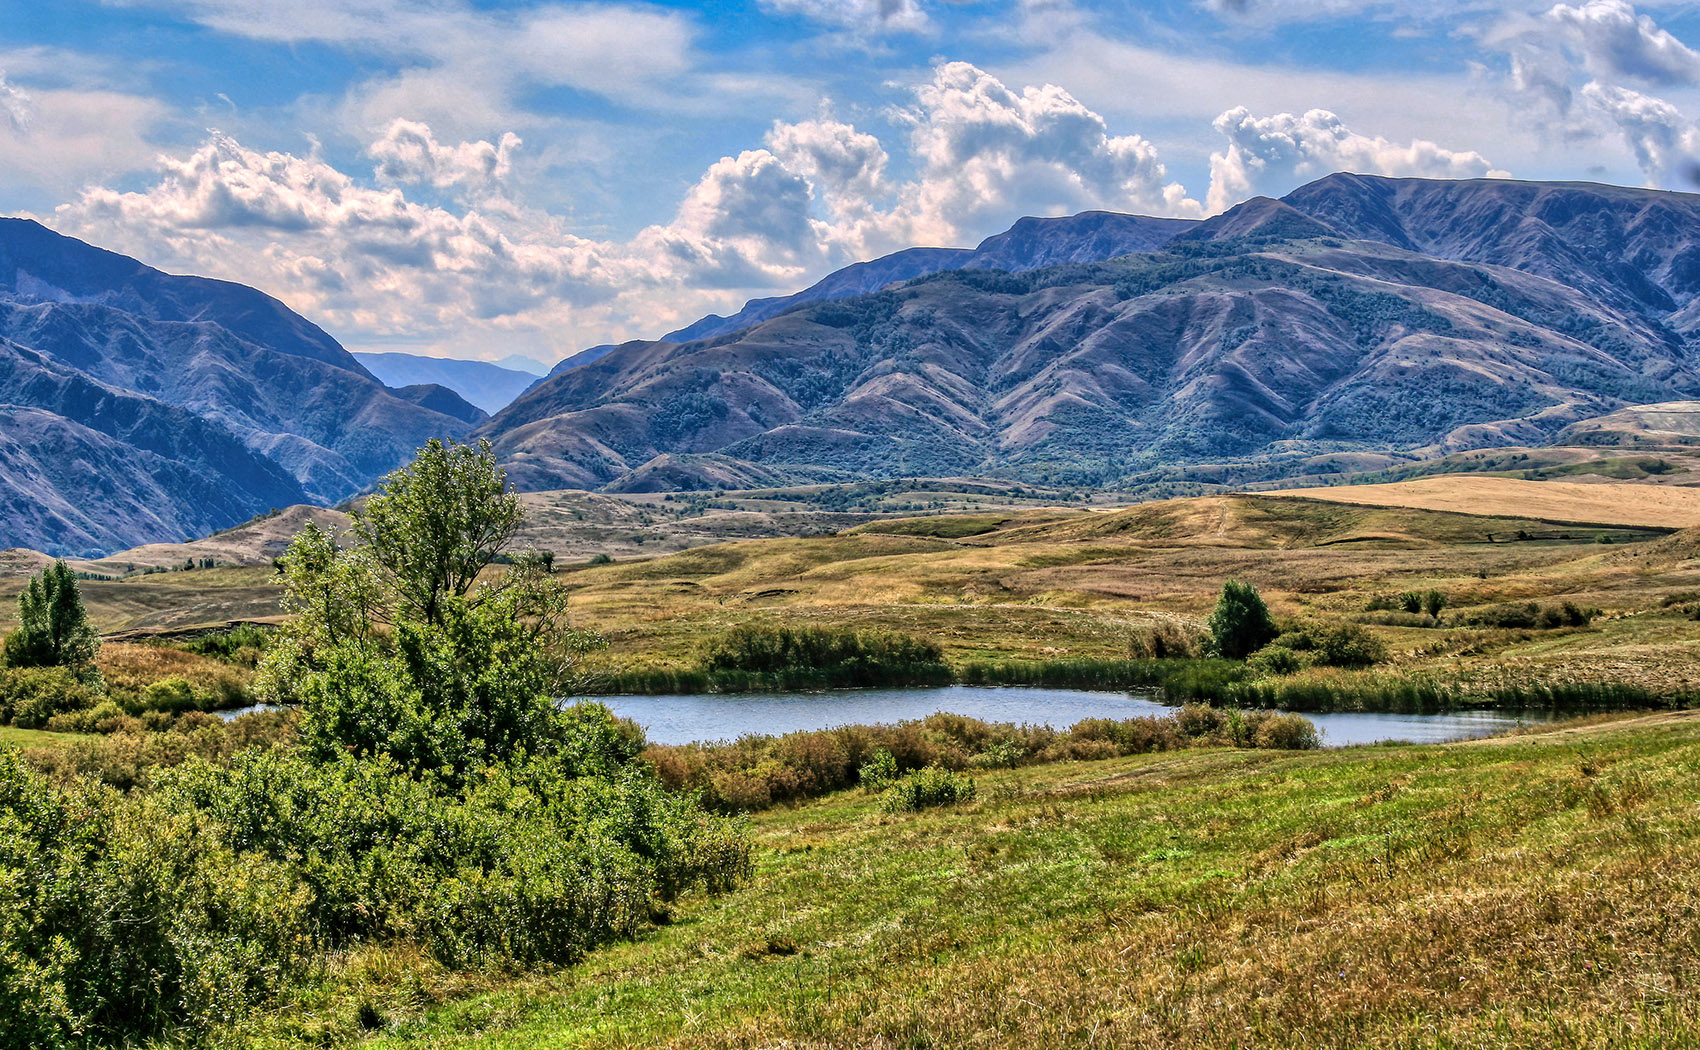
[0,219,482,553]
[482,178,1700,492]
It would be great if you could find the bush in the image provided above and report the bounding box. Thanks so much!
[0,666,96,728]
[1128,622,1203,660]
[1207,580,1279,660]
[858,748,898,790]
[1252,712,1322,750]
[880,765,976,812]
[1272,622,1389,668]
[698,625,949,689]
[1453,601,1599,629]
[1248,645,1304,676]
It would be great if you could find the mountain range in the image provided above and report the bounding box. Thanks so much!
[480,174,1700,492]
[355,351,545,413]
[0,218,481,555]
[8,172,1700,554]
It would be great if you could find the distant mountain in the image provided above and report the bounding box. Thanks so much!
[356,351,544,413]
[493,353,549,376]
[0,219,481,554]
[480,175,1700,493]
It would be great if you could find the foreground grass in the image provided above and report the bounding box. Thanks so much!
[259,710,1700,1049]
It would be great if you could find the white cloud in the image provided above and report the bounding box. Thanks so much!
[1580,80,1700,183]
[1205,106,1502,213]
[895,61,1199,241]
[370,118,520,196]
[1545,0,1700,86]
[0,72,31,132]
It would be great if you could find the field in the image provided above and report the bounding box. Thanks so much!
[1263,474,1700,529]
[252,710,1700,1048]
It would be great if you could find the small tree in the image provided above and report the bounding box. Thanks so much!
[258,440,604,785]
[4,561,99,670]
[1206,579,1278,660]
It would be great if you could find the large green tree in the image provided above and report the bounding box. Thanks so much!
[3,561,99,670]
[258,439,607,784]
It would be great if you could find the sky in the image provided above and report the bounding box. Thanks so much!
[5,0,1700,366]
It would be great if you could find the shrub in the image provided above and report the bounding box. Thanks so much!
[1272,622,1389,668]
[0,667,96,728]
[1248,644,1304,676]
[1207,580,1279,660]
[1454,601,1599,630]
[858,748,898,790]
[698,625,948,689]
[880,765,976,812]
[1251,712,1323,750]
[1128,621,1203,660]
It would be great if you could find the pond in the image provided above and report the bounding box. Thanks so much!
[602,685,1556,747]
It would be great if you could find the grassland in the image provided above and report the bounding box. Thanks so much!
[1263,474,1700,529]
[246,710,1700,1048]
[548,492,1699,697]
[7,480,1700,698]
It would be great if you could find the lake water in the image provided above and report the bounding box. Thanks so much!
[601,685,1553,747]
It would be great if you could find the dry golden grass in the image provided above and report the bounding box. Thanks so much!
[1264,474,1700,529]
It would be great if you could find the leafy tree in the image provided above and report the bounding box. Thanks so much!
[3,561,99,671]
[258,440,602,784]
[1206,580,1279,660]
[353,437,524,628]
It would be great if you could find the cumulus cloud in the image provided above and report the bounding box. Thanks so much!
[896,61,1198,241]
[370,119,520,195]
[1545,0,1700,86]
[1206,106,1502,213]
[1580,80,1700,183]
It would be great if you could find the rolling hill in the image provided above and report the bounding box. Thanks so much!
[481,174,1700,493]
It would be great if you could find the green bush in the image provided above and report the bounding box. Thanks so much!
[1207,581,1279,660]
[1248,645,1304,676]
[880,765,976,812]
[1453,601,1599,629]
[858,748,898,790]
[1272,622,1389,668]
[0,667,96,728]
[1252,712,1323,750]
[698,625,949,689]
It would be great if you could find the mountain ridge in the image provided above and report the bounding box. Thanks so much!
[480,174,1700,494]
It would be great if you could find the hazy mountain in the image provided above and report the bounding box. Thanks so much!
[481,175,1700,492]
[0,219,481,553]
[0,337,308,554]
[356,351,541,413]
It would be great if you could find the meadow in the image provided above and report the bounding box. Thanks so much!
[240,709,1700,1048]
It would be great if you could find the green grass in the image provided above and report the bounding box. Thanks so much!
[245,711,1700,1048]
[0,725,87,748]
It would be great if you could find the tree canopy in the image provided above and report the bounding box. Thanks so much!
[258,439,604,784]
[3,560,99,671]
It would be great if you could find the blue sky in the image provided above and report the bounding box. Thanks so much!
[4,0,1700,364]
